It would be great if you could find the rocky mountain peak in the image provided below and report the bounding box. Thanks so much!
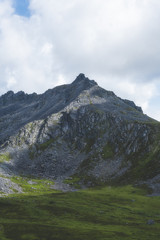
[0,73,159,195]
[75,73,86,80]
[72,73,97,87]
[3,90,14,99]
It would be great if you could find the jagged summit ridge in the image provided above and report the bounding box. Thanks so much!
[0,74,152,144]
[0,73,96,104]
[0,73,141,113]
[72,73,97,86]
[0,73,159,194]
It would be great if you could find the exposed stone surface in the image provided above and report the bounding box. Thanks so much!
[52,179,77,192]
[147,219,155,225]
[139,174,160,196]
[0,177,22,194]
[0,73,160,193]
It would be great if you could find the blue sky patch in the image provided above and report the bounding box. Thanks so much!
[13,0,31,17]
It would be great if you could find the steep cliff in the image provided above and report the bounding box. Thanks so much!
[0,74,160,193]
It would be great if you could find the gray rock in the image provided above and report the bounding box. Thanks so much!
[0,73,159,192]
[28,180,37,185]
[147,219,155,225]
[0,177,22,194]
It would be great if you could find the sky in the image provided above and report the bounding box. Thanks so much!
[0,0,160,120]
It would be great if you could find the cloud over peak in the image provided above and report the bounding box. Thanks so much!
[0,0,160,120]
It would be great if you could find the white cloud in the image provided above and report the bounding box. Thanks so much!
[0,0,13,17]
[40,43,53,55]
[7,77,17,88]
[0,0,160,120]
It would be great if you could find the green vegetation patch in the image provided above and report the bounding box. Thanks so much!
[26,122,34,133]
[63,177,81,189]
[84,138,95,153]
[11,176,55,194]
[0,153,11,163]
[102,143,114,159]
[120,123,160,183]
[0,185,160,239]
[29,150,35,160]
[36,139,54,151]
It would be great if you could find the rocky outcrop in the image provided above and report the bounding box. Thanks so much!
[0,73,160,192]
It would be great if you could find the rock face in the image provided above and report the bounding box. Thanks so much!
[0,73,160,191]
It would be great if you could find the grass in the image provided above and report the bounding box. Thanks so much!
[36,139,54,151]
[0,185,159,239]
[0,153,11,163]
[11,176,55,194]
[29,139,55,159]
[102,143,114,159]
[117,124,160,184]
[63,177,81,189]
[84,138,95,153]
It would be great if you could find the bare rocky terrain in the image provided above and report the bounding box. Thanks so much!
[0,73,160,194]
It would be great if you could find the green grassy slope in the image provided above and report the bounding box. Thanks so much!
[0,185,160,240]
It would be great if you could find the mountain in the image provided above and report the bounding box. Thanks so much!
[0,73,160,194]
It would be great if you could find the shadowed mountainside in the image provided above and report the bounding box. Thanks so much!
[0,73,160,194]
